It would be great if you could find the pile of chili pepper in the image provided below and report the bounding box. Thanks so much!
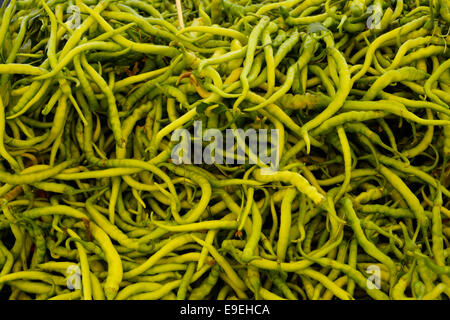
[0,0,449,300]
